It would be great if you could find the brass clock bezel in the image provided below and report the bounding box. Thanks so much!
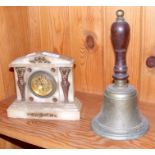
[28,71,57,98]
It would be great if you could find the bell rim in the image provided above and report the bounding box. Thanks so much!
[91,115,149,141]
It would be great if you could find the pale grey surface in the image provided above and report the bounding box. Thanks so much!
[91,83,149,140]
[7,98,81,120]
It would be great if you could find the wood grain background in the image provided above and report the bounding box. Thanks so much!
[0,6,154,101]
[0,6,155,148]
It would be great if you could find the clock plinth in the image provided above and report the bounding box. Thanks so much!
[7,52,81,120]
[7,98,81,120]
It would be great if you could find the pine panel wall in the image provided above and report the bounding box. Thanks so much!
[0,6,155,148]
[140,7,155,103]
[0,7,29,100]
[0,7,29,148]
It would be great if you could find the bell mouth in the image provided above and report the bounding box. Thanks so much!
[91,114,149,140]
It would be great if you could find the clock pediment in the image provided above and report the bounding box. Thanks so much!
[9,52,74,67]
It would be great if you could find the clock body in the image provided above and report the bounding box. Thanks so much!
[12,52,75,104]
[7,52,81,120]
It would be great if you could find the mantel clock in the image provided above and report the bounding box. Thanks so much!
[7,52,81,120]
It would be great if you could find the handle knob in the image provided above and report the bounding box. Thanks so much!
[111,10,130,80]
[146,56,155,68]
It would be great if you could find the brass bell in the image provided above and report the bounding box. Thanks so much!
[91,10,149,140]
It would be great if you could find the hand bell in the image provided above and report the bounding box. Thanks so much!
[91,10,149,140]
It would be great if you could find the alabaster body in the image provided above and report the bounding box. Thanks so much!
[7,52,81,120]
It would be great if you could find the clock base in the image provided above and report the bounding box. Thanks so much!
[7,98,81,120]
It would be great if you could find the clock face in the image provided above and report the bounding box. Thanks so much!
[29,71,57,97]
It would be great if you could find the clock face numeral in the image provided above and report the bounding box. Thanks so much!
[29,71,57,97]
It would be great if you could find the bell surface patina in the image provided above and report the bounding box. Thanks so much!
[91,10,149,140]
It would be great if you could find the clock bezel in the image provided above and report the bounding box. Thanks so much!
[28,70,57,98]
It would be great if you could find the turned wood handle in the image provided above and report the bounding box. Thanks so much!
[146,56,155,68]
[111,10,130,80]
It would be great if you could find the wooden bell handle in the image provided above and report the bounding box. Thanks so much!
[111,10,130,80]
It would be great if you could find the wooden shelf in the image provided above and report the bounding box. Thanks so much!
[0,92,155,148]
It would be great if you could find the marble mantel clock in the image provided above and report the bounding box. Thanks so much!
[7,52,81,120]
